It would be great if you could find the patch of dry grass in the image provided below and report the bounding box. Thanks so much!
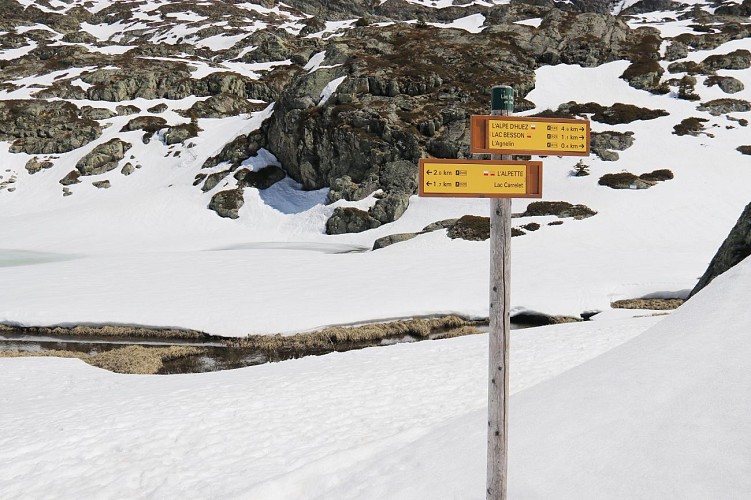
[611,299,684,310]
[234,315,480,350]
[0,346,204,374]
[0,323,207,340]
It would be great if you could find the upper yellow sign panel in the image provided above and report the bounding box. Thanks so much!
[470,116,590,156]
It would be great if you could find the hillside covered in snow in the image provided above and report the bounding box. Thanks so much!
[0,0,750,336]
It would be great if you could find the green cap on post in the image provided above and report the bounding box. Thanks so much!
[491,85,514,112]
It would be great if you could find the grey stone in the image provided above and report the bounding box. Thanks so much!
[75,139,132,176]
[25,157,53,175]
[164,123,200,145]
[208,189,245,219]
[598,172,656,189]
[664,41,689,62]
[234,166,286,190]
[369,193,410,224]
[0,100,101,154]
[591,131,635,161]
[326,207,381,234]
[181,93,264,119]
[79,106,117,120]
[690,202,751,297]
[60,170,81,186]
[701,49,751,71]
[522,201,597,219]
[147,103,168,114]
[372,232,419,250]
[202,171,230,192]
[697,99,751,116]
[92,180,111,189]
[116,105,141,116]
[327,175,379,203]
[704,76,745,95]
[121,163,136,176]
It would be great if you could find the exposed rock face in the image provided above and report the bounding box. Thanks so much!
[0,100,101,154]
[164,123,200,145]
[234,166,286,189]
[701,49,751,71]
[673,117,708,136]
[598,169,673,189]
[521,201,596,219]
[558,101,669,124]
[201,128,267,170]
[209,189,245,219]
[372,232,419,250]
[75,139,132,176]
[697,99,751,116]
[591,131,635,161]
[704,76,744,94]
[59,170,81,186]
[326,207,381,234]
[180,94,266,119]
[121,116,168,133]
[690,202,751,297]
[25,157,53,175]
[447,215,490,241]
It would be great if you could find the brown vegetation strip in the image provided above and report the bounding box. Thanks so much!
[0,346,204,375]
[0,323,209,340]
[611,299,684,310]
[232,316,482,351]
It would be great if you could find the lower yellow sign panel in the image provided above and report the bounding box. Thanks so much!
[418,159,542,198]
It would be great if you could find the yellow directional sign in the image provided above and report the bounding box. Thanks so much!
[470,115,590,156]
[418,159,542,198]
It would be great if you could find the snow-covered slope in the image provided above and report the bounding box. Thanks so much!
[0,0,750,335]
[2,255,750,498]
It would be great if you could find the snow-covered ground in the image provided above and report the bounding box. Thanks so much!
[2,255,750,499]
[1,50,749,335]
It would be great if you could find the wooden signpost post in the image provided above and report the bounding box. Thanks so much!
[417,86,589,500]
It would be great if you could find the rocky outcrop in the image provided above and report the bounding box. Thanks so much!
[234,166,286,189]
[372,232,420,250]
[557,102,669,124]
[75,139,132,176]
[697,99,751,116]
[521,201,596,219]
[25,157,53,175]
[673,117,708,136]
[326,207,381,234]
[701,49,751,71]
[598,169,673,189]
[0,100,101,154]
[447,215,490,241]
[704,76,744,94]
[179,94,266,119]
[209,189,245,219]
[591,131,635,161]
[201,127,267,170]
[690,202,751,297]
[164,123,200,145]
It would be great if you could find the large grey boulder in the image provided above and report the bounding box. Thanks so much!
[690,202,751,297]
[701,49,751,71]
[697,99,751,116]
[591,131,635,161]
[209,189,245,219]
[704,76,745,95]
[75,139,132,176]
[326,207,381,234]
